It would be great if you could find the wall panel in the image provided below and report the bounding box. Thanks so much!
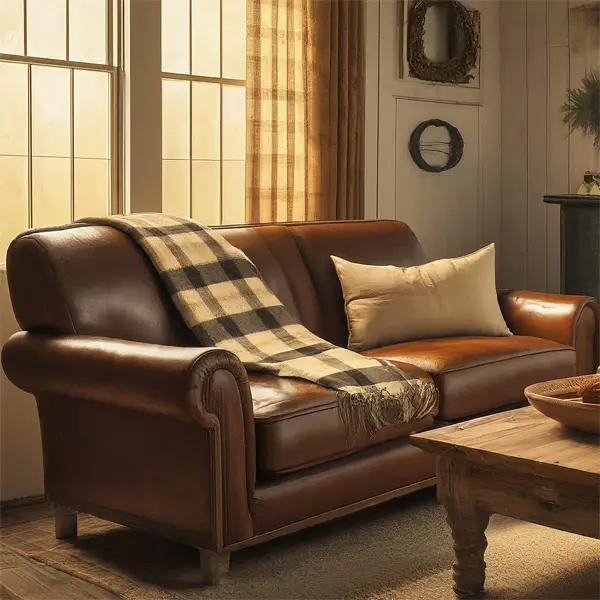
[378,0,502,267]
[500,0,599,292]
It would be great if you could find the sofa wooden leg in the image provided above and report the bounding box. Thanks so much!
[200,550,230,585]
[54,505,77,540]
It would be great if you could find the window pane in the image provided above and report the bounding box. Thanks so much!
[191,0,219,77]
[32,156,71,227]
[191,160,220,224]
[162,0,190,74]
[74,159,109,219]
[0,62,28,156]
[222,161,245,224]
[222,0,246,80]
[192,82,219,160]
[74,70,110,159]
[27,0,66,60]
[0,156,28,261]
[0,0,25,55]
[32,65,71,157]
[223,85,245,160]
[163,159,190,216]
[162,79,190,160]
[69,0,107,64]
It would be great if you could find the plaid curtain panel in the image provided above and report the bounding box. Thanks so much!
[246,0,365,223]
[246,0,309,223]
[83,214,438,433]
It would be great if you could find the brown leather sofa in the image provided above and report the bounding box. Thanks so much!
[2,219,598,584]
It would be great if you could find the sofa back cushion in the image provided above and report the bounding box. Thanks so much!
[7,224,308,346]
[7,225,196,345]
[6,220,425,348]
[287,221,427,347]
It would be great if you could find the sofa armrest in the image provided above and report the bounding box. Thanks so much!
[2,331,252,426]
[2,332,257,547]
[498,291,599,375]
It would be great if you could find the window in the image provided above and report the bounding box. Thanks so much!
[0,0,120,261]
[0,0,249,263]
[161,0,246,225]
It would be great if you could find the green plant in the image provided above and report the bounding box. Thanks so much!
[562,69,600,149]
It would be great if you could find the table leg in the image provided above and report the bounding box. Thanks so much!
[437,457,490,599]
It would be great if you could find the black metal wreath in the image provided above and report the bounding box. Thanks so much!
[407,0,480,84]
[409,119,464,173]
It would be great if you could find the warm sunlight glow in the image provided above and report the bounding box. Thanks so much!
[0,62,28,156]
[161,0,246,224]
[192,82,220,160]
[0,0,25,54]
[27,0,67,60]
[223,85,245,160]
[163,159,191,217]
[163,79,191,160]
[192,161,220,223]
[191,0,220,77]
[69,0,107,63]
[0,1,114,263]
[32,156,71,227]
[74,159,110,220]
[32,66,71,158]
[161,0,190,74]
[222,160,245,224]
[74,70,111,159]
[222,0,246,79]
[0,156,28,259]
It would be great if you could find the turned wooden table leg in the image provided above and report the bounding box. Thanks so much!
[437,457,490,599]
[54,504,78,540]
[200,550,230,585]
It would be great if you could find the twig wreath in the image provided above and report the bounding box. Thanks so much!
[407,0,480,84]
[409,120,464,173]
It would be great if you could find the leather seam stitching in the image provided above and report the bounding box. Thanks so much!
[287,228,333,337]
[255,401,339,424]
[432,345,575,376]
[255,227,306,323]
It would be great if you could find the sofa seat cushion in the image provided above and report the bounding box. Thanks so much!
[363,336,576,421]
[250,362,435,475]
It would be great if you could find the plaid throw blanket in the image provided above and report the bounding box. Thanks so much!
[83,214,438,433]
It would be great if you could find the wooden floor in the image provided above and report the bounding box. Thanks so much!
[1,502,118,600]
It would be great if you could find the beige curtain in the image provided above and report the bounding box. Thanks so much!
[246,0,365,223]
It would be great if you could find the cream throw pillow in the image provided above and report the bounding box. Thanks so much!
[332,244,511,352]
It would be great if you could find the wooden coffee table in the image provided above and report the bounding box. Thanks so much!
[410,407,600,598]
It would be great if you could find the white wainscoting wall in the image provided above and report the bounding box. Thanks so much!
[0,268,44,502]
[500,0,599,293]
[366,0,503,275]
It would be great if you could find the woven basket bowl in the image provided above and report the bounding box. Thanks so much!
[524,375,600,435]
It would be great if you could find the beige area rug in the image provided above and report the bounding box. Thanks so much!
[2,490,599,600]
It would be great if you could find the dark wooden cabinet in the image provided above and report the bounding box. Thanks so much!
[543,195,599,301]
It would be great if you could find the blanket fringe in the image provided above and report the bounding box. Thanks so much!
[337,382,439,436]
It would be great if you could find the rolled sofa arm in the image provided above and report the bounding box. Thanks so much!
[2,331,253,427]
[498,291,599,374]
[2,332,257,547]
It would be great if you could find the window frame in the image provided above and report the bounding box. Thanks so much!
[0,0,124,227]
[160,0,247,224]
[0,0,249,241]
